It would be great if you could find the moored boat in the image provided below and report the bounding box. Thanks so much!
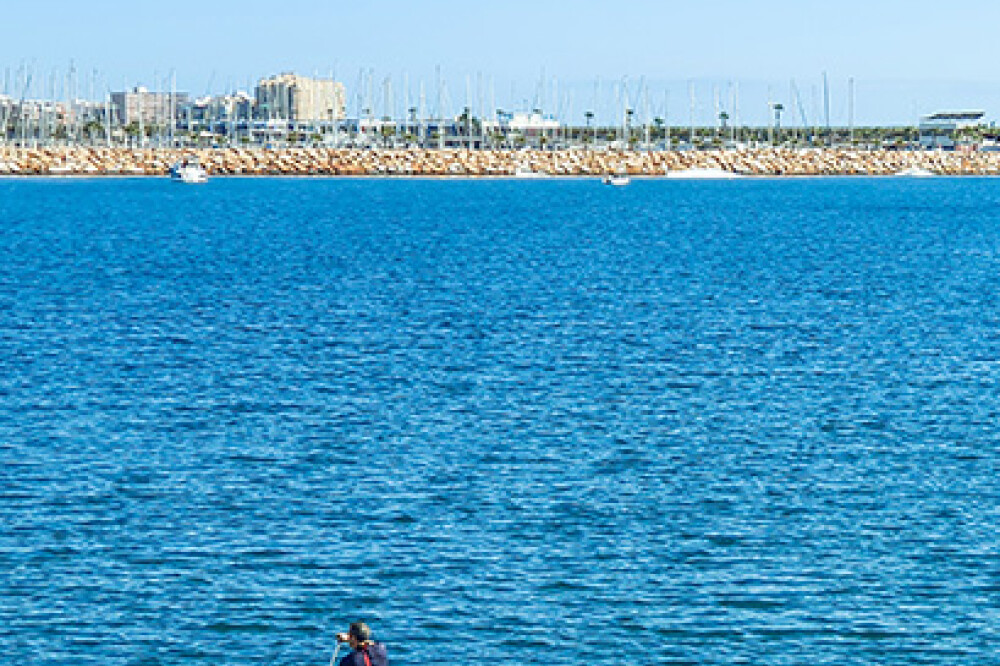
[170,157,208,183]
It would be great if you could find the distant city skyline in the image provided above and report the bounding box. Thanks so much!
[4,0,1000,126]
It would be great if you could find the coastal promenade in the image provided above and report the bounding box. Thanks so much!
[3,146,1000,176]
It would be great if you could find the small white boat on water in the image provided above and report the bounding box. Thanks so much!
[895,167,935,178]
[170,157,208,183]
[603,174,630,186]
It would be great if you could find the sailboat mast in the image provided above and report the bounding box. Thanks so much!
[664,89,670,150]
[848,77,855,145]
[643,85,650,150]
[419,79,426,148]
[688,80,695,148]
[105,89,111,148]
[823,71,830,138]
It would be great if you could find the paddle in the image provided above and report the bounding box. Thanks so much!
[328,636,344,666]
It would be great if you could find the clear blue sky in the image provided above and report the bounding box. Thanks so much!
[4,0,1000,126]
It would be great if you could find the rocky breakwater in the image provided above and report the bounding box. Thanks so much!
[3,146,1000,177]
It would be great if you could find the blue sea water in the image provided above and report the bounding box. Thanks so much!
[2,176,1000,665]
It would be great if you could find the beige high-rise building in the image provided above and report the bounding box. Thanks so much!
[255,73,346,122]
[110,87,189,125]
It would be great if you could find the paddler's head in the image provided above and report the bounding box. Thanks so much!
[348,621,372,648]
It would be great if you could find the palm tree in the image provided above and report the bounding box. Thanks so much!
[124,122,141,146]
[380,122,395,148]
[461,106,471,142]
[531,108,544,149]
[83,119,103,144]
[495,108,506,148]
[361,107,371,145]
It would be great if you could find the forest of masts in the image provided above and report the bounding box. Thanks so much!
[0,65,951,151]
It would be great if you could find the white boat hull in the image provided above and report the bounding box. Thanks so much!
[171,166,208,183]
[895,167,935,178]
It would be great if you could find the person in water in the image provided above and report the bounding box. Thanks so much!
[336,621,388,666]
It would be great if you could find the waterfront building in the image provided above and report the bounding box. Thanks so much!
[507,111,561,134]
[110,86,189,126]
[481,111,561,148]
[0,95,13,137]
[919,110,985,149]
[0,98,62,144]
[254,73,346,124]
[1,95,113,145]
[482,111,560,135]
[181,91,254,141]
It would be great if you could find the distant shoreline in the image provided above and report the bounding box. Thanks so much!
[2,147,998,177]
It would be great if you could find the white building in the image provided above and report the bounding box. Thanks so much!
[919,110,985,149]
[483,111,561,136]
[188,92,253,123]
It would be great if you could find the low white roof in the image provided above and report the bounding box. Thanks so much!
[921,110,985,121]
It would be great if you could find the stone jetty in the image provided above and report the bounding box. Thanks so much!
[3,146,1000,177]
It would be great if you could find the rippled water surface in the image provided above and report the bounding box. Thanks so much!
[3,176,1000,665]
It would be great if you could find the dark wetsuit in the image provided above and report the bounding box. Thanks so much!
[339,642,388,666]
